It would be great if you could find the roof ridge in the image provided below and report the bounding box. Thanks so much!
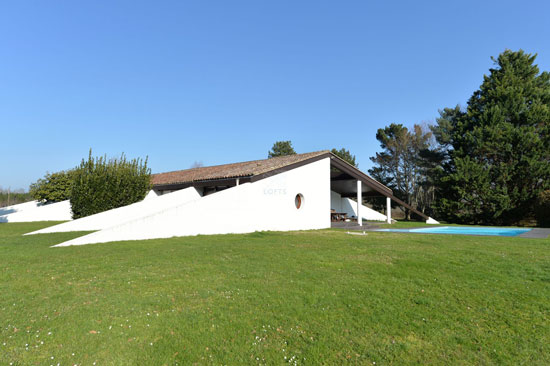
[152,150,330,176]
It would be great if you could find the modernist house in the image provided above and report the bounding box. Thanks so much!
[28,151,437,246]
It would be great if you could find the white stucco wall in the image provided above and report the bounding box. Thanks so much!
[144,189,160,200]
[53,158,331,247]
[0,200,41,217]
[330,191,343,212]
[330,191,387,222]
[28,187,202,235]
[0,200,72,223]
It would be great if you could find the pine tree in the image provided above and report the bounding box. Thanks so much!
[433,50,550,224]
[268,141,296,158]
[331,148,358,167]
[369,123,433,219]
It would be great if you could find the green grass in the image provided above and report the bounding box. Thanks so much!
[376,220,437,229]
[1,222,549,365]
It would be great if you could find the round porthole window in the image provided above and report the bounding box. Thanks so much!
[295,194,304,209]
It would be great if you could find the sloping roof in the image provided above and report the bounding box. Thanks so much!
[151,151,432,220]
[152,150,331,186]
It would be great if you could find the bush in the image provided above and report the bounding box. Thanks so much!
[535,190,550,228]
[29,170,75,203]
[70,151,152,219]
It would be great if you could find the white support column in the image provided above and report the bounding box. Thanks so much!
[357,180,362,226]
[386,196,392,224]
[236,178,240,186]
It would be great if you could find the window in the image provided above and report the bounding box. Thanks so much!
[295,194,304,209]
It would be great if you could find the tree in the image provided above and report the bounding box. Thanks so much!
[70,151,152,219]
[369,123,434,219]
[432,50,550,225]
[29,170,75,203]
[0,187,32,207]
[331,148,358,167]
[535,190,550,227]
[268,141,296,158]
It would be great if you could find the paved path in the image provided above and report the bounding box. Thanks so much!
[331,222,380,230]
[519,228,550,239]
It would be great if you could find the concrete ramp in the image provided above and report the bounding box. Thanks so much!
[330,191,387,221]
[342,197,387,221]
[341,197,388,222]
[27,188,201,235]
[0,200,72,223]
[0,201,41,217]
[52,158,331,247]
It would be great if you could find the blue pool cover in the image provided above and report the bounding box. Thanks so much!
[377,226,532,237]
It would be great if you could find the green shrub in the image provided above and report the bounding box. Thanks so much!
[29,170,75,203]
[70,151,152,219]
[535,190,550,228]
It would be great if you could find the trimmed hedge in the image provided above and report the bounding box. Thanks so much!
[70,151,151,219]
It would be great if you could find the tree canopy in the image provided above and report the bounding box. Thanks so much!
[29,170,75,203]
[331,148,357,167]
[268,141,296,158]
[369,123,434,219]
[432,49,550,225]
[0,188,32,208]
[535,190,550,227]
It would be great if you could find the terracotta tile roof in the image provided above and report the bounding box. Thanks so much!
[152,150,331,186]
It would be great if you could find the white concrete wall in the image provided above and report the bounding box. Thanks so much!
[330,191,343,212]
[0,200,72,222]
[28,187,202,235]
[53,158,331,246]
[330,191,387,222]
[144,189,159,200]
[0,200,41,217]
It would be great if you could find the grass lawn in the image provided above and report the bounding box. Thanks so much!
[1,222,549,365]
[376,220,438,229]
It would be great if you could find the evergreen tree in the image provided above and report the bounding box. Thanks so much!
[535,190,550,227]
[331,148,358,167]
[268,141,296,158]
[432,50,550,224]
[369,123,433,219]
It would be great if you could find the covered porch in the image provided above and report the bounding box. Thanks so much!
[328,155,436,226]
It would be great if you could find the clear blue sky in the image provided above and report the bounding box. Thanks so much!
[2,0,549,190]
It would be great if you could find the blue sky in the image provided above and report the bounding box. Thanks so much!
[1,0,549,189]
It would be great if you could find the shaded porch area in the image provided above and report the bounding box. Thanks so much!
[329,155,436,226]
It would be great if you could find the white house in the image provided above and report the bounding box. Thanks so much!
[27,151,437,246]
